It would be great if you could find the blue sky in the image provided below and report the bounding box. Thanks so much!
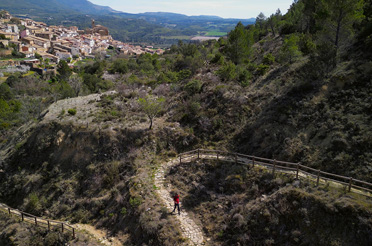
[89,0,294,19]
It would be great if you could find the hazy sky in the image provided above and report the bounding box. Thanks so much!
[89,0,294,19]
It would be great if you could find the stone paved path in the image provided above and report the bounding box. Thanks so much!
[154,158,205,246]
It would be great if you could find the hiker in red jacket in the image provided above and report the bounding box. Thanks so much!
[172,193,180,215]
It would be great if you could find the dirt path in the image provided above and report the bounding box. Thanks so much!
[74,224,123,246]
[0,203,123,246]
[154,158,205,246]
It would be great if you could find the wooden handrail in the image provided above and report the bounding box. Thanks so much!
[0,203,75,238]
[178,149,372,195]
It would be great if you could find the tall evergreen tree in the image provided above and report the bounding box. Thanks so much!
[321,0,364,52]
[57,60,72,81]
[225,22,252,65]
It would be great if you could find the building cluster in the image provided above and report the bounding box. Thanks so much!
[0,11,164,68]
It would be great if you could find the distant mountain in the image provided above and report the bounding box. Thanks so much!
[57,0,117,14]
[0,0,115,15]
[132,12,255,26]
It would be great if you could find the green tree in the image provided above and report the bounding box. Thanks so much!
[256,12,267,30]
[321,0,364,53]
[217,61,236,81]
[57,60,72,81]
[184,79,202,94]
[225,22,253,64]
[84,61,105,77]
[109,58,128,74]
[83,73,101,93]
[280,0,306,34]
[0,83,13,100]
[268,13,278,36]
[281,34,302,63]
[138,96,165,130]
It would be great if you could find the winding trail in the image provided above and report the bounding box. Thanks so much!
[154,158,205,246]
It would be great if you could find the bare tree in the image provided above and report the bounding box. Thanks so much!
[138,96,165,130]
[68,74,83,97]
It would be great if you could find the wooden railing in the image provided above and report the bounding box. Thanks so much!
[0,203,75,238]
[179,149,372,195]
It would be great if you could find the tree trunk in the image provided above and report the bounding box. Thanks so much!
[149,117,153,130]
[335,9,344,50]
[270,24,276,36]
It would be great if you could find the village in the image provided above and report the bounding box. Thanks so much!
[0,10,164,76]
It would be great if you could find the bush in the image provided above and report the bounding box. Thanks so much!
[236,66,252,87]
[68,108,77,115]
[184,79,202,94]
[263,53,276,65]
[25,192,42,214]
[103,161,120,187]
[256,64,270,76]
[216,61,236,81]
[129,196,142,207]
[211,53,225,64]
[121,207,127,216]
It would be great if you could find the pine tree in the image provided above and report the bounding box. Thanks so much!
[225,22,252,64]
[281,34,302,63]
[321,0,364,52]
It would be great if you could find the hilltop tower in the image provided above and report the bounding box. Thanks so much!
[92,19,95,28]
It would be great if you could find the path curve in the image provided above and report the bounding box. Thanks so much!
[154,158,205,246]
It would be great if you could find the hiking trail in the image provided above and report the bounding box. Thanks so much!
[155,157,205,246]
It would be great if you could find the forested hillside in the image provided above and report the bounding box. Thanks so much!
[1,0,372,245]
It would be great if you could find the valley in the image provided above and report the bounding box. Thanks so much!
[0,0,255,46]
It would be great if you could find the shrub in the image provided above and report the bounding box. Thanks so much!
[129,196,142,207]
[184,79,202,94]
[256,64,270,76]
[216,61,236,81]
[263,53,276,65]
[68,108,77,115]
[103,161,120,187]
[59,109,65,116]
[25,192,42,214]
[211,53,225,64]
[236,66,252,87]
[121,207,127,216]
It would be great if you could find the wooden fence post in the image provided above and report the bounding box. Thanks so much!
[272,160,276,175]
[48,220,50,231]
[348,177,353,192]
[296,163,299,179]
[8,208,11,215]
[179,155,181,164]
[21,213,24,221]
[35,217,37,226]
[198,149,200,159]
[316,170,320,186]
[61,223,64,233]
[252,157,255,168]
[73,228,75,238]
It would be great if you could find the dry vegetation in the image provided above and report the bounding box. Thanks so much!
[167,159,372,245]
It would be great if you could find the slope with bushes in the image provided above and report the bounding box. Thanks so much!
[167,158,372,245]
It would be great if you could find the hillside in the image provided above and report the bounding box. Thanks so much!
[1,0,372,245]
